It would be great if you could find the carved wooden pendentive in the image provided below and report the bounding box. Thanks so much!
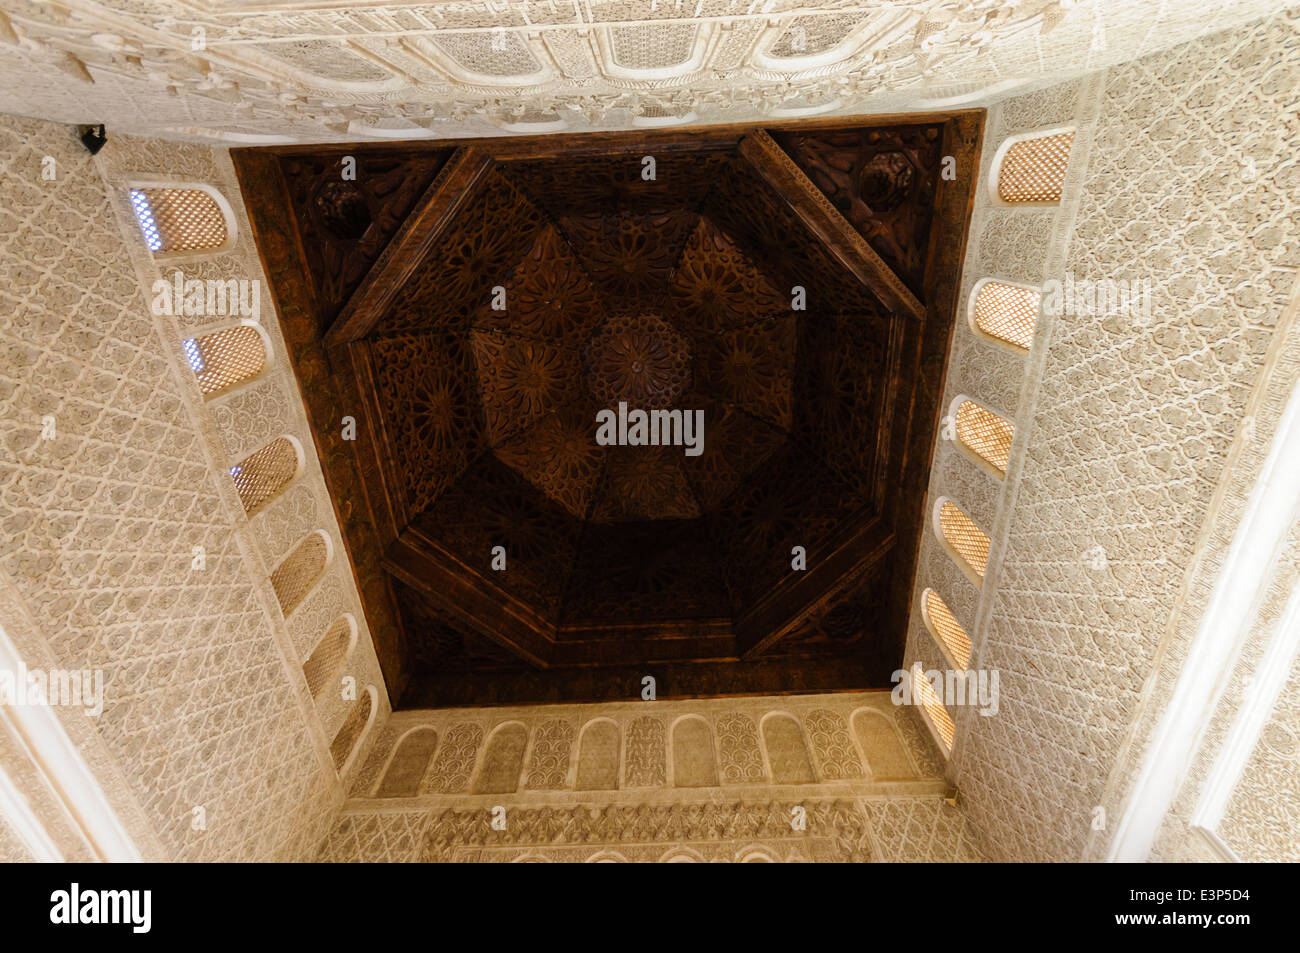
[279,150,453,328]
[232,113,983,707]
[771,124,946,298]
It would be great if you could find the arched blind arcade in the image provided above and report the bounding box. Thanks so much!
[913,664,956,751]
[955,400,1015,477]
[271,532,329,616]
[921,589,972,670]
[231,437,298,516]
[331,688,374,771]
[304,616,353,700]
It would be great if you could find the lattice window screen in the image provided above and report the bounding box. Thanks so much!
[922,589,971,670]
[913,664,955,750]
[231,437,297,515]
[956,400,1015,476]
[304,617,352,700]
[331,689,373,770]
[187,325,266,398]
[940,501,990,579]
[973,281,1039,351]
[271,532,328,616]
[997,130,1074,203]
[128,188,227,252]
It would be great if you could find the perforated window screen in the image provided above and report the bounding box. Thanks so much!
[997,130,1074,204]
[922,589,972,670]
[187,325,265,398]
[973,281,1039,351]
[271,533,328,616]
[940,501,990,579]
[231,438,297,515]
[304,617,351,699]
[956,400,1015,476]
[914,665,955,750]
[331,690,373,770]
[129,188,227,253]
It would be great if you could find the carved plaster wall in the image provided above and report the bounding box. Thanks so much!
[929,9,1300,862]
[0,1,1292,144]
[0,112,389,861]
[319,691,985,862]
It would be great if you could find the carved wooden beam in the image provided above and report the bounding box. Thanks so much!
[323,146,495,348]
[738,130,926,323]
[384,530,555,670]
[734,518,895,659]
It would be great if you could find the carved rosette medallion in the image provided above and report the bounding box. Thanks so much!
[584,313,692,410]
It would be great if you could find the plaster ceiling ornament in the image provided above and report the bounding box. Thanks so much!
[0,1,1285,143]
[233,110,983,706]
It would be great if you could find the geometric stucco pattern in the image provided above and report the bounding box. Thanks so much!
[0,2,1292,146]
[1217,622,1300,862]
[0,112,388,860]
[1147,313,1300,863]
[948,11,1300,862]
[861,797,986,863]
[0,813,33,863]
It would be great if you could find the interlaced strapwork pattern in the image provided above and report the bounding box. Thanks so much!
[609,22,698,70]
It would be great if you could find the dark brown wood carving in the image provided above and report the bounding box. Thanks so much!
[232,111,983,708]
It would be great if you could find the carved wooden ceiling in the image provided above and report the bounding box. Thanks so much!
[234,111,983,707]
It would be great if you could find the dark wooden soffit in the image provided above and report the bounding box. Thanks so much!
[323,146,495,349]
[341,339,408,548]
[241,109,978,159]
[400,656,886,709]
[738,129,926,323]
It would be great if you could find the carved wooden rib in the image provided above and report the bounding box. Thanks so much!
[324,146,496,348]
[738,130,926,323]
